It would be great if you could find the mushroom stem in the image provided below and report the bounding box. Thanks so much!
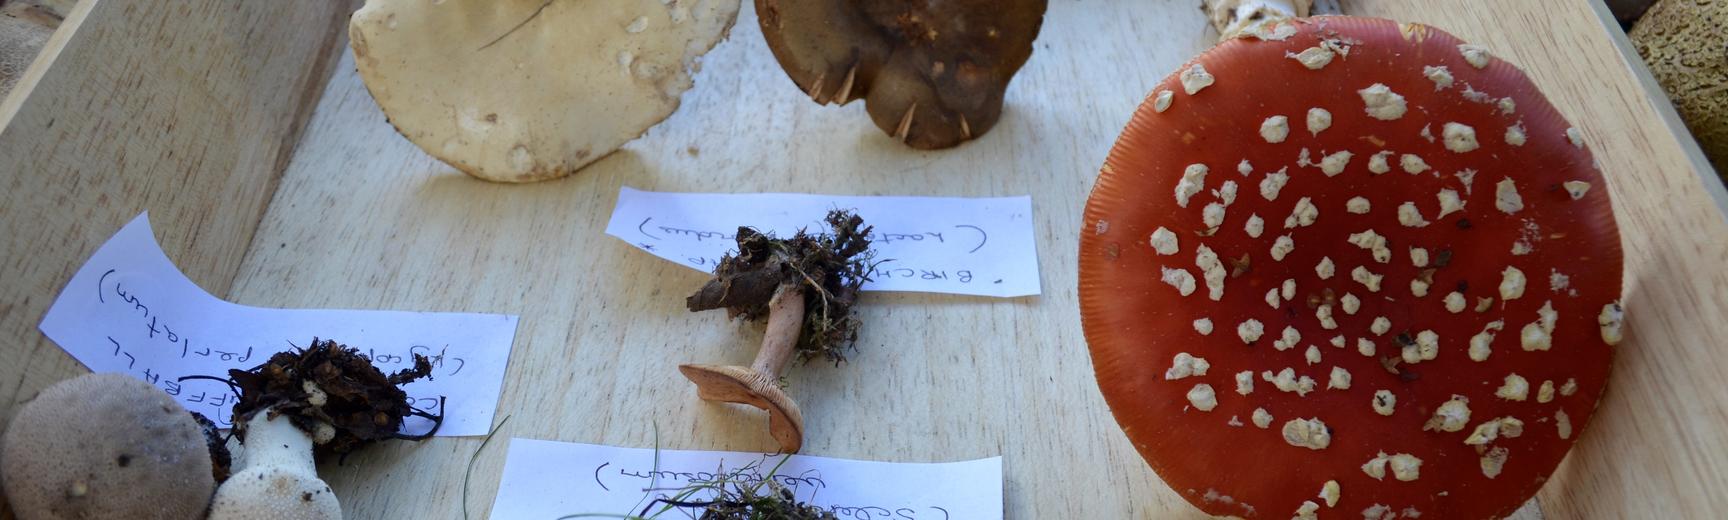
[751,283,807,377]
[232,410,317,476]
[679,282,810,452]
[208,408,341,519]
[1201,0,1313,39]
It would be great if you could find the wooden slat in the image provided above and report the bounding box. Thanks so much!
[0,0,351,447]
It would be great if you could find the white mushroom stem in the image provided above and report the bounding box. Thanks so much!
[234,411,316,476]
[1201,0,1314,39]
[208,409,341,520]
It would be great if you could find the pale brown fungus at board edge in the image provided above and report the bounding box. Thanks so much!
[755,0,1048,149]
[1079,16,1622,520]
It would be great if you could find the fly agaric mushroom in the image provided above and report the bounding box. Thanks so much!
[1201,0,1314,40]
[200,338,441,519]
[1079,17,1623,519]
[349,0,740,182]
[680,210,875,453]
[1,373,220,520]
[754,0,1047,149]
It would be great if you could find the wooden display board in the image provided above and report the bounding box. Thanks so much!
[1,0,1722,518]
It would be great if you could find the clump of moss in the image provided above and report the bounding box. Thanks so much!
[686,210,876,365]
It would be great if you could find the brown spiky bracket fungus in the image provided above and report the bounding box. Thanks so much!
[680,210,875,453]
[349,0,740,182]
[1078,17,1625,519]
[199,338,442,519]
[755,0,1047,149]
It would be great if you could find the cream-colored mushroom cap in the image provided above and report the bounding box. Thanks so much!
[1,373,215,520]
[349,0,740,183]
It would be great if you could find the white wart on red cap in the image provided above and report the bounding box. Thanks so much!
[1079,17,1624,520]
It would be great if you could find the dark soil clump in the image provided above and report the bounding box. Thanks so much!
[686,210,876,365]
[190,412,232,482]
[222,338,442,456]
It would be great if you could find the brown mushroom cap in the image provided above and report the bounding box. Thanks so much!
[1079,17,1622,519]
[2,373,216,520]
[755,0,1047,149]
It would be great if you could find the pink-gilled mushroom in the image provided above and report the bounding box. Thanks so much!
[679,210,875,453]
[1079,17,1623,519]
[2,373,222,520]
[754,0,1048,149]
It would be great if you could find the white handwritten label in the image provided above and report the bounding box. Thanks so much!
[488,438,1003,519]
[37,213,518,436]
[604,187,1041,298]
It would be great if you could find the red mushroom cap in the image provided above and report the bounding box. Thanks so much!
[1079,17,1623,520]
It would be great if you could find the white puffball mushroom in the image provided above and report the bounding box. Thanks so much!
[349,0,740,182]
[1,373,217,520]
[208,411,342,520]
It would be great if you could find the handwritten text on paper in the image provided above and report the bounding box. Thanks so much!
[488,438,1003,519]
[37,213,518,436]
[604,187,1041,298]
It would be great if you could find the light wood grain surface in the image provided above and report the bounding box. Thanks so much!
[3,0,1725,518]
[0,0,350,455]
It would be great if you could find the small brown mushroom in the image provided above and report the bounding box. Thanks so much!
[681,282,809,452]
[1,373,217,520]
[350,0,740,182]
[754,0,1047,149]
[679,211,874,453]
[1079,17,1622,519]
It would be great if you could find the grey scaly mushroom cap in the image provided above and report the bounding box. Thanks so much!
[2,373,215,520]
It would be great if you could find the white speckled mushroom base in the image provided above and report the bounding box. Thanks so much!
[1078,17,1624,520]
